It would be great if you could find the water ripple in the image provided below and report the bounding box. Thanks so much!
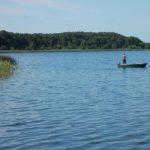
[0,51,150,149]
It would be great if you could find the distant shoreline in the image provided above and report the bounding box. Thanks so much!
[1,31,150,51]
[0,49,150,53]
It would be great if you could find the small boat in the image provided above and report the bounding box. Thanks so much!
[117,63,147,68]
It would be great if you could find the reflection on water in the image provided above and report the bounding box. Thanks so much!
[0,51,150,150]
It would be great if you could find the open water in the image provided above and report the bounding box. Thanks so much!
[0,51,150,150]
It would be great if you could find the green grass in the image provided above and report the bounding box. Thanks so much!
[0,61,13,78]
[0,56,16,78]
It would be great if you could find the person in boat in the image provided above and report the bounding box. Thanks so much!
[122,53,127,64]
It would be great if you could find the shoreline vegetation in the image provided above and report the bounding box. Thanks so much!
[0,30,150,52]
[1,49,150,53]
[0,56,16,78]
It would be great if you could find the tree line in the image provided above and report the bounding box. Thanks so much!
[0,30,150,50]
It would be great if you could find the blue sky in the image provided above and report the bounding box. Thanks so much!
[0,0,150,42]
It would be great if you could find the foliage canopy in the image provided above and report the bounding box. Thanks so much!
[0,30,150,50]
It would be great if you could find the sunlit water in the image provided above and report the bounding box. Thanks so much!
[0,51,150,150]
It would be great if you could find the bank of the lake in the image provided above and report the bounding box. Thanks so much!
[1,48,150,53]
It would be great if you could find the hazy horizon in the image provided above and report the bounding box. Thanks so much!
[1,0,150,42]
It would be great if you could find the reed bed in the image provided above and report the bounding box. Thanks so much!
[0,56,16,78]
[0,55,16,65]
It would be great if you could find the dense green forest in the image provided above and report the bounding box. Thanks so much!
[0,30,150,50]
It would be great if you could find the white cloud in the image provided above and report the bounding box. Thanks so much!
[14,0,94,14]
[0,5,25,15]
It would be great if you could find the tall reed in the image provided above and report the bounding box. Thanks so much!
[0,56,16,78]
[0,55,16,65]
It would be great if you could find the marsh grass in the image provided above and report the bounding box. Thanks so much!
[0,55,16,65]
[0,56,17,78]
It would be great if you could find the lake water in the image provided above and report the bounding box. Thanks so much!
[0,51,150,150]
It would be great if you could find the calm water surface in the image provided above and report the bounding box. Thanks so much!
[0,51,150,150]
